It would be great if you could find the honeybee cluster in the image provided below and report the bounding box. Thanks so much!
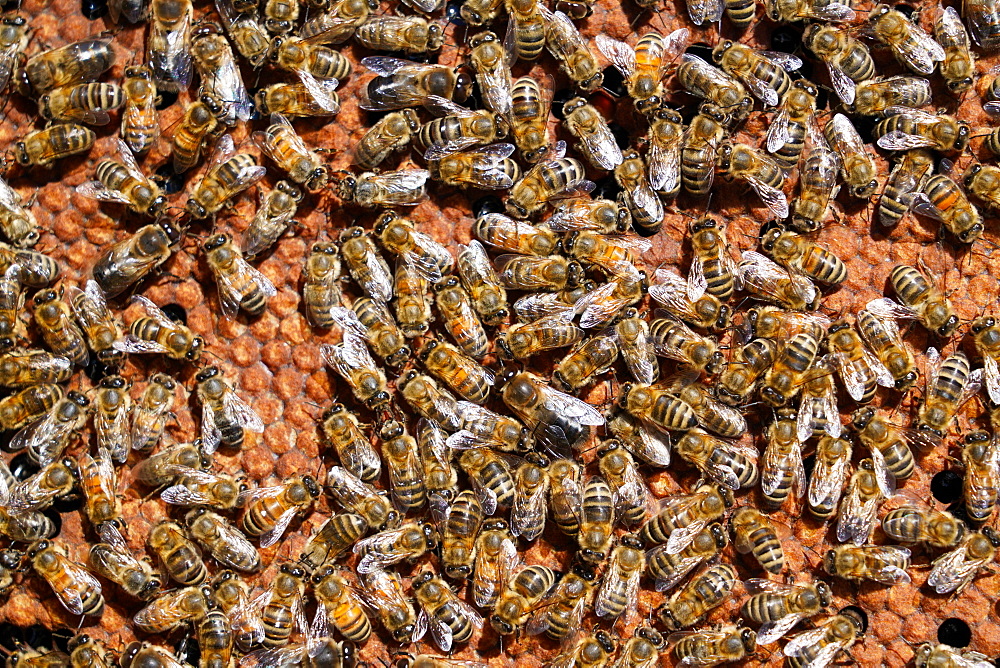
[1,0,1000,664]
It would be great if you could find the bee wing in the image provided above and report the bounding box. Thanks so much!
[806,1,855,20]
[649,548,702,592]
[211,254,276,320]
[206,47,252,123]
[595,563,639,619]
[766,107,792,153]
[472,476,499,516]
[476,61,512,117]
[783,625,839,661]
[361,55,416,76]
[822,61,856,105]
[511,476,548,541]
[741,74,780,107]
[892,26,945,74]
[425,608,454,652]
[259,506,298,548]
[406,230,457,281]
[199,402,222,455]
[76,180,134,205]
[578,281,630,329]
[665,519,708,555]
[757,611,809,646]
[594,35,637,78]
[473,535,517,609]
[877,130,935,151]
[761,51,802,71]
[423,95,475,118]
[745,175,789,220]
[539,383,605,427]
[623,420,672,467]
[11,413,71,467]
[115,335,172,355]
[0,34,21,93]
[240,644,305,668]
[808,453,850,510]
[983,355,1000,404]
[291,70,340,114]
[837,486,882,546]
[761,441,791,498]
[687,0,723,25]
[0,176,22,212]
[513,292,576,323]
[161,483,211,506]
[649,268,701,311]
[617,331,657,386]
[867,546,912,585]
[207,133,238,171]
[865,297,917,321]
[648,130,681,193]
[221,386,265,435]
[149,6,193,89]
[58,561,103,616]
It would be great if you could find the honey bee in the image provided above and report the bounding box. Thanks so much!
[39,81,124,126]
[497,314,582,361]
[326,466,398,530]
[669,625,757,667]
[731,507,785,574]
[673,429,759,491]
[962,162,1000,213]
[837,458,891,545]
[195,365,265,451]
[319,403,380,483]
[878,148,934,229]
[560,98,624,172]
[360,57,470,111]
[0,266,22,351]
[783,610,864,668]
[254,81,340,119]
[509,76,551,161]
[0,384,65,437]
[882,503,966,549]
[353,110,419,170]
[713,40,800,108]
[68,634,114,668]
[268,36,351,99]
[461,0,503,24]
[850,76,932,117]
[440,489,484,579]
[419,338,494,404]
[764,0,853,22]
[332,230,391,306]
[297,0,375,43]
[89,540,161,601]
[716,337,778,406]
[130,373,177,454]
[965,0,1000,48]
[739,250,820,312]
[577,476,615,563]
[426,143,521,190]
[16,36,116,96]
[257,563,308,648]
[869,4,945,75]
[28,540,103,617]
[609,309,656,385]
[472,518,517,610]
[971,316,1000,404]
[312,567,371,643]
[499,369,604,452]
[396,373,459,433]
[927,528,1000,594]
[741,579,831,645]
[418,419,457,502]
[490,564,557,634]
[211,570,265,649]
[413,572,483,651]
[190,23,253,125]
[0,347,63,391]
[649,267,731,332]
[186,136,267,219]
[915,172,984,244]
[596,440,646,528]
[647,522,729,591]
[823,544,911,585]
[353,521,437,572]
[459,448,515,514]
[302,243,343,329]
[681,104,726,199]
[658,563,737,631]
[216,0,269,66]
[253,114,328,192]
[666,373,747,438]
[678,56,753,124]
[241,181,303,261]
[913,644,994,668]
[591,534,643,622]
[932,7,975,93]
[379,420,426,512]
[647,316,724,377]
[547,457,582,535]
[760,409,805,508]
[760,227,847,286]
[507,153,592,219]
[0,177,38,249]
[298,514,368,573]
[77,139,167,218]
[807,436,852,520]
[596,30,688,113]
[148,520,208,586]
[360,562,421,643]
[0,484,54,542]
[239,476,320,547]
[133,442,210,487]
[867,264,959,338]
[197,603,234,668]
[759,330,820,408]
[419,97,509,156]
[68,280,123,367]
[526,562,594,640]
[802,25,873,105]
[79,446,123,540]
[640,481,732,549]
[822,113,878,198]
[8,456,76,512]
[120,643,188,668]
[354,15,443,54]
[505,0,545,61]
[856,308,917,391]
[467,32,511,117]
[916,349,981,442]
[334,301,409,368]
[0,244,59,290]
[15,123,96,168]
[31,289,88,367]
[0,16,28,94]
[172,96,224,174]
[542,9,602,92]
[797,358,841,441]
[614,150,663,233]
[510,453,549,540]
[473,214,559,256]
[717,142,788,219]
[186,508,262,573]
[457,241,508,327]
[122,65,160,155]
[875,109,970,154]
[338,169,431,208]
[147,0,194,92]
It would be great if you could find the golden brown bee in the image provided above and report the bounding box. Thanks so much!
[412,571,483,652]
[712,39,800,107]
[186,508,262,573]
[353,521,437,572]
[312,567,371,643]
[396,372,460,433]
[490,564,556,634]
[322,333,391,410]
[419,337,493,404]
[68,279,123,367]
[972,316,1000,406]
[855,307,916,391]
[298,514,368,574]
[119,643,187,668]
[647,522,728,591]
[160,468,245,511]
[790,143,840,233]
[210,570,265,650]
[216,0,269,66]
[360,562,421,643]
[472,518,516,609]
[39,82,124,125]
[298,0,375,42]
[875,110,969,154]
[15,123,96,168]
[542,8,602,91]
[374,212,454,282]
[615,150,664,234]
[16,36,116,96]
[499,369,604,451]
[360,57,470,111]
[823,544,912,585]
[807,435,851,520]
[882,504,966,549]
[931,8,975,93]
[132,442,210,488]
[764,0,853,22]
[195,365,264,452]
[0,176,38,249]
[450,402,531,452]
[915,349,981,442]
[731,507,784,574]
[929,529,1000,594]
[197,604,234,668]
[459,448,515,514]
[717,142,788,219]
[426,143,521,190]
[28,540,104,617]
[326,466,398,530]
[507,155,590,219]
[12,389,88,467]
[576,476,615,563]
[837,458,890,545]
[241,181,303,261]
[823,113,878,198]
[0,384,64,434]
[609,309,656,386]
[594,533,644,620]
[0,266,22,352]
[681,106,726,200]
[554,335,619,392]
[473,215,558,257]
[741,579,831,645]
[657,563,737,630]
[259,563,308,647]
[716,337,778,406]
[418,419,458,502]
[677,57,753,124]
[77,139,166,218]
[302,243,343,329]
[618,382,697,432]
[262,0,298,34]
[869,3,945,75]
[79,446,123,540]
[526,562,595,640]
[7,457,75,514]
[648,317,724,377]
[148,520,208,586]
[507,453,547,541]
[253,114,328,192]
[849,76,931,117]
[878,148,934,229]
[430,276,485,359]
[508,76,551,162]
[596,30,687,113]
[320,403,380,483]
[674,428,759,491]
[965,0,1000,48]
[461,0,503,24]
[418,100,508,159]
[917,172,985,244]
[456,240,508,327]
[466,31,511,117]
[203,233,276,318]
[0,349,72,389]
[802,24,873,105]
[0,244,59,290]
[89,540,161,601]
[671,625,757,666]
[667,374,747,438]
[761,227,847,285]
[67,634,113,668]
[353,110,419,170]
[130,373,177,454]
[32,289,89,366]
[497,313,582,362]
[866,264,958,338]
[505,0,545,61]
[441,490,484,580]
[739,250,820,312]
[377,420,425,513]
[172,96,224,173]
[147,0,194,92]
[354,15,442,54]
[186,137,267,219]
[961,162,1000,217]
[913,643,995,668]
[269,36,351,95]
[343,300,411,369]
[640,481,733,548]
[561,98,623,172]
[254,81,339,120]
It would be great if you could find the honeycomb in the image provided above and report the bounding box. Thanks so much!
[1,0,1000,666]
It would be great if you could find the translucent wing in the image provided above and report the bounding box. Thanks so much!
[746,176,789,220]
[621,420,672,467]
[298,71,341,114]
[984,355,1000,404]
[757,610,809,646]
[511,477,548,541]
[648,129,681,193]
[58,561,103,615]
[783,625,837,659]
[686,0,723,25]
[837,483,882,545]
[204,44,252,123]
[741,73,779,107]
[578,123,624,171]
[826,62,857,105]
[539,383,605,426]
[767,107,791,153]
[472,534,516,609]
[891,26,945,74]
[594,35,637,78]
[867,546,912,585]
[877,130,935,151]
[808,452,849,511]
[149,6,193,90]
[259,507,298,548]
[211,254,276,320]
[361,56,415,76]
[865,297,918,321]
